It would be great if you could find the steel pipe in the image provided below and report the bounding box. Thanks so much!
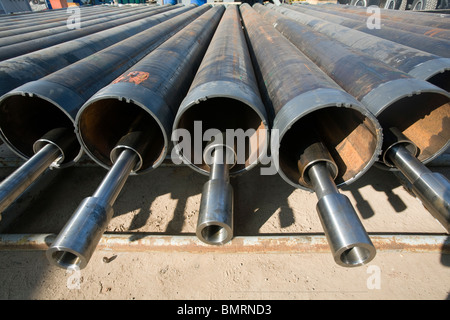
[47,5,224,270]
[299,3,450,41]
[240,4,381,267]
[284,4,450,58]
[0,5,167,47]
[264,4,450,91]
[320,2,450,29]
[172,5,269,245]
[0,4,191,98]
[0,4,181,61]
[255,4,450,228]
[0,5,132,33]
[0,5,207,218]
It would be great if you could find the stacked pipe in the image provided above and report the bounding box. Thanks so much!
[0,4,205,217]
[284,4,450,58]
[265,4,450,92]
[0,3,447,271]
[46,5,224,270]
[257,4,450,232]
[172,5,269,245]
[241,3,382,267]
[0,4,181,61]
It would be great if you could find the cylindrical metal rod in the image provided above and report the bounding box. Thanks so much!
[0,4,182,61]
[0,127,78,219]
[46,148,138,270]
[0,143,60,215]
[263,4,450,91]
[0,4,192,98]
[308,162,376,267]
[0,5,169,47]
[197,147,234,245]
[284,4,450,58]
[387,144,450,232]
[298,3,450,41]
[255,3,450,171]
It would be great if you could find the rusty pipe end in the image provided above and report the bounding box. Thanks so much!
[272,88,383,191]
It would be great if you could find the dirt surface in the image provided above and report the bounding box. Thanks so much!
[0,146,448,300]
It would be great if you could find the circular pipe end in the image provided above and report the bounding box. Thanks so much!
[196,222,233,245]
[46,246,87,270]
[335,243,376,268]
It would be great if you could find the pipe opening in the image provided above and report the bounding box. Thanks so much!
[77,98,165,173]
[175,97,267,175]
[279,106,379,189]
[377,92,450,165]
[50,250,82,269]
[0,95,78,163]
[427,71,450,93]
[339,246,372,266]
[200,225,229,244]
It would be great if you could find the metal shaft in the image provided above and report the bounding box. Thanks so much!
[46,148,138,270]
[197,147,234,245]
[387,144,450,232]
[308,162,376,267]
[0,143,60,215]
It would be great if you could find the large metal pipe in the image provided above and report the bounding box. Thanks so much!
[299,3,450,41]
[264,4,450,92]
[0,4,181,61]
[320,2,450,29]
[284,4,450,58]
[172,5,269,245]
[0,4,192,98]
[0,4,117,24]
[0,5,208,219]
[255,4,450,231]
[240,4,382,267]
[0,5,163,45]
[47,5,224,270]
[0,5,128,31]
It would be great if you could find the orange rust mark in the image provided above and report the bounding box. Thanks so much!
[424,29,444,37]
[112,71,150,85]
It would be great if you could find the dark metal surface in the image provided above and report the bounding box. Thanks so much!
[0,4,181,61]
[300,3,450,41]
[76,5,224,175]
[256,4,450,171]
[286,4,450,58]
[0,4,205,165]
[240,4,381,267]
[0,5,192,98]
[320,2,450,29]
[48,5,224,270]
[265,4,450,91]
[240,4,382,190]
[173,4,269,177]
[0,5,166,47]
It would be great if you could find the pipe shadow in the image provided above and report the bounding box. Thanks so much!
[232,165,298,236]
[340,166,409,220]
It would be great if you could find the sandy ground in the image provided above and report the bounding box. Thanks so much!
[0,145,448,300]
